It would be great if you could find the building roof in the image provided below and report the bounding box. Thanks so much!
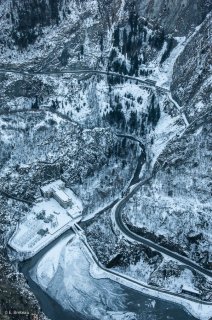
[41,180,64,193]
[69,209,81,219]
[182,284,200,295]
[53,189,70,203]
[208,250,212,262]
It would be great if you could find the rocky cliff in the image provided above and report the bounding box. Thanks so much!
[171,12,211,121]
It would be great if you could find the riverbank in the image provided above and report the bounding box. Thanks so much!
[20,231,199,320]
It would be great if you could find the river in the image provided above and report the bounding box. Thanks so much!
[19,229,198,320]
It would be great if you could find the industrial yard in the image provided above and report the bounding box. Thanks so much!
[9,180,83,259]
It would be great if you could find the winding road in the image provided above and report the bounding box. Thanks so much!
[114,196,212,278]
[111,135,212,278]
[1,67,206,278]
[0,68,189,127]
[3,66,208,310]
[84,132,212,307]
[76,225,212,307]
[0,68,158,89]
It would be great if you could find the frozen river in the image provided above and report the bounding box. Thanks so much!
[20,230,198,320]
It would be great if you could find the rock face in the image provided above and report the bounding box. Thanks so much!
[3,0,63,48]
[137,0,211,35]
[0,0,210,69]
[1,0,211,50]
[171,12,211,120]
[0,248,46,319]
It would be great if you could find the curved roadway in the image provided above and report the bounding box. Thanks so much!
[0,67,189,128]
[1,73,204,276]
[114,181,212,278]
[79,228,212,306]
[0,68,189,126]
[1,67,203,276]
[0,68,158,89]
[3,66,210,316]
[2,68,202,276]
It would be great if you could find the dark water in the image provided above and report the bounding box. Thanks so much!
[19,230,198,320]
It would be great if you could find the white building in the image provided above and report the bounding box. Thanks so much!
[9,180,83,260]
[67,208,81,219]
[208,244,212,269]
[181,284,201,298]
[40,180,72,209]
[40,180,65,197]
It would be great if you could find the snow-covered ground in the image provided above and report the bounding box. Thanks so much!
[32,235,130,320]
[122,177,212,264]
[90,259,212,320]
[9,181,82,258]
[149,107,184,168]
[0,2,211,320]
[0,0,101,66]
[31,233,212,320]
[149,36,186,89]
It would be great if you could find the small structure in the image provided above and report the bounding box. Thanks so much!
[181,285,201,298]
[52,188,72,209]
[67,208,81,219]
[207,245,212,269]
[44,214,54,223]
[51,219,58,228]
[36,210,46,220]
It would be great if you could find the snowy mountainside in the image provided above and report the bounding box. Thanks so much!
[0,0,211,318]
[0,111,139,216]
[123,111,212,269]
[171,12,211,121]
[0,0,190,178]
